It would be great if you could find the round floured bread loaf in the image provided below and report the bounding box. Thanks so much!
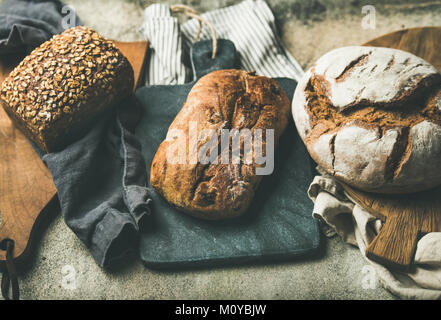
[292,46,441,194]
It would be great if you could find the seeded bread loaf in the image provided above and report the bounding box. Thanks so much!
[292,46,441,194]
[0,26,134,152]
[150,69,290,220]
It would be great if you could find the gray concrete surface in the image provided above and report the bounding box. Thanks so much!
[6,0,441,300]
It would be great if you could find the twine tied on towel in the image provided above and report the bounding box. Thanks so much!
[170,4,218,59]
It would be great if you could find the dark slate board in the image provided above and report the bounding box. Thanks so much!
[135,40,320,269]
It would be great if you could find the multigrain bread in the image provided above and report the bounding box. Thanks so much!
[150,69,290,220]
[292,46,441,194]
[0,26,134,152]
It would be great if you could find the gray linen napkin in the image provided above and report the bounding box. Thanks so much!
[43,102,151,268]
[0,0,151,268]
[0,0,82,54]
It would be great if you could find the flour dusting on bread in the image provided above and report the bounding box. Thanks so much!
[292,46,441,193]
[314,46,439,110]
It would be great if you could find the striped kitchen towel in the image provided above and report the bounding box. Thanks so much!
[139,0,304,85]
[139,3,189,85]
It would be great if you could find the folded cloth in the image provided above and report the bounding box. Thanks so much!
[43,101,151,268]
[309,168,441,300]
[181,0,304,81]
[139,0,304,85]
[139,3,189,85]
[0,0,151,268]
[0,0,82,54]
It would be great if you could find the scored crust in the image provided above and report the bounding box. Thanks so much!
[150,69,291,220]
[292,46,441,193]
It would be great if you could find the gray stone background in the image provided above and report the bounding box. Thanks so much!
[4,0,441,299]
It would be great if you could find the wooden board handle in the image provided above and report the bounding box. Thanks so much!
[366,211,419,271]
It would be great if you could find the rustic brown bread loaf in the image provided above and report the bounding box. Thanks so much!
[292,46,441,194]
[0,26,134,152]
[150,69,290,220]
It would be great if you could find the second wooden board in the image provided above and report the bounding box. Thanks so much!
[341,27,441,270]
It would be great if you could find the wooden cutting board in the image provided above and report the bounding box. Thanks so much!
[0,40,149,267]
[341,27,441,270]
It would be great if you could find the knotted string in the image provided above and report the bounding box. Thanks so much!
[170,4,218,59]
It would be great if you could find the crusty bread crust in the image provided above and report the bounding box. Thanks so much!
[0,26,134,152]
[151,69,291,220]
[293,46,441,194]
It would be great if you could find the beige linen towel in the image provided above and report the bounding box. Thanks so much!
[308,169,441,300]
